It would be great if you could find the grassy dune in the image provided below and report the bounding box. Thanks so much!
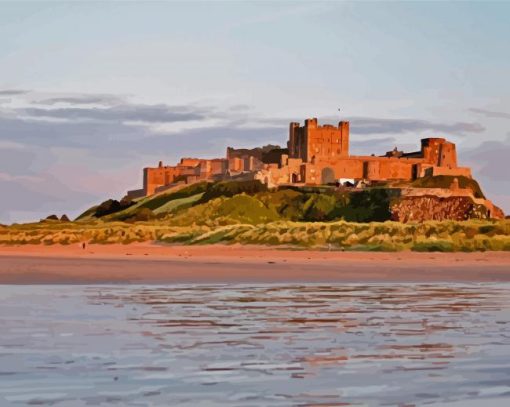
[1,218,509,252]
[4,178,507,252]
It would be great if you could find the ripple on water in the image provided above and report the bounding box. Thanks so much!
[0,283,509,406]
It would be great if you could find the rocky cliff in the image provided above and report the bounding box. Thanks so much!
[391,195,504,223]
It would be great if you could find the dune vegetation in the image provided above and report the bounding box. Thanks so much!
[1,179,508,252]
[1,216,509,252]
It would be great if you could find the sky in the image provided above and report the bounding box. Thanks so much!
[0,0,509,223]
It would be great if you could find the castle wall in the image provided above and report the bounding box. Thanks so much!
[228,157,243,172]
[210,159,228,175]
[425,166,472,178]
[180,158,202,167]
[143,158,228,196]
[281,120,470,186]
[144,166,183,196]
[299,156,427,184]
[140,117,474,197]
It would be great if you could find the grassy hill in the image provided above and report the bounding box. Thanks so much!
[5,176,502,252]
[75,176,495,226]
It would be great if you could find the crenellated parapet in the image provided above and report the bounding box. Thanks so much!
[137,117,475,197]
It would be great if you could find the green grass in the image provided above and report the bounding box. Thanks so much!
[77,177,493,227]
[168,194,281,226]
[75,205,99,221]
[152,193,204,215]
[81,182,209,221]
[138,182,208,211]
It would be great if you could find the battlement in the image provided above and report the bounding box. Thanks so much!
[137,117,473,197]
[288,118,350,163]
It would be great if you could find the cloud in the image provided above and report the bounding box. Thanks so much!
[36,94,125,106]
[0,115,148,149]
[0,89,28,96]
[253,115,485,137]
[127,124,287,160]
[469,108,510,120]
[0,170,95,223]
[460,134,510,214]
[0,172,42,183]
[229,104,252,112]
[348,116,485,136]
[462,134,510,182]
[0,144,41,175]
[23,104,207,124]
[0,140,26,150]
[350,136,396,149]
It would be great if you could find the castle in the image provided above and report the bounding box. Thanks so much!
[129,118,472,198]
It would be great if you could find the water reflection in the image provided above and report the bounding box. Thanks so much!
[0,284,510,406]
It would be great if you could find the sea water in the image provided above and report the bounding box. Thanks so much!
[1,283,510,406]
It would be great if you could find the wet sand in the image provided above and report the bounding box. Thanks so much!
[0,243,509,284]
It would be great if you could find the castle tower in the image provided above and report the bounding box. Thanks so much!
[421,138,458,168]
[288,122,300,158]
[289,118,350,163]
[339,121,349,157]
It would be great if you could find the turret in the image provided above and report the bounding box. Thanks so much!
[339,121,350,157]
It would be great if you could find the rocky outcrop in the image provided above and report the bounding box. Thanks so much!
[390,195,504,222]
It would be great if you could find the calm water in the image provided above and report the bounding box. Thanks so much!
[1,284,510,407]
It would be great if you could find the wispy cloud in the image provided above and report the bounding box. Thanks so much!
[348,117,485,136]
[0,168,95,223]
[254,116,485,137]
[23,104,207,124]
[460,134,510,214]
[350,136,396,149]
[36,94,125,106]
[0,89,28,96]
[469,108,510,120]
[229,104,252,112]
[462,134,510,182]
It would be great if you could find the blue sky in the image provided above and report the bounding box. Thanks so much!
[0,1,509,222]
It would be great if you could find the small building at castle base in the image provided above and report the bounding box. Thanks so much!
[137,117,472,197]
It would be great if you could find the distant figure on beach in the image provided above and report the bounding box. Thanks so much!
[82,242,86,250]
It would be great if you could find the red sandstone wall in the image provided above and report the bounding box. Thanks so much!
[229,157,243,172]
[438,142,457,168]
[142,119,472,194]
[426,166,472,178]
[302,156,424,184]
[180,158,202,166]
[210,159,228,175]
[288,119,349,163]
[420,138,458,168]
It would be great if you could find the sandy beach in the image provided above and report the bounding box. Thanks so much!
[0,243,509,284]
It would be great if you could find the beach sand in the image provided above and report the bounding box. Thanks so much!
[0,243,509,284]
